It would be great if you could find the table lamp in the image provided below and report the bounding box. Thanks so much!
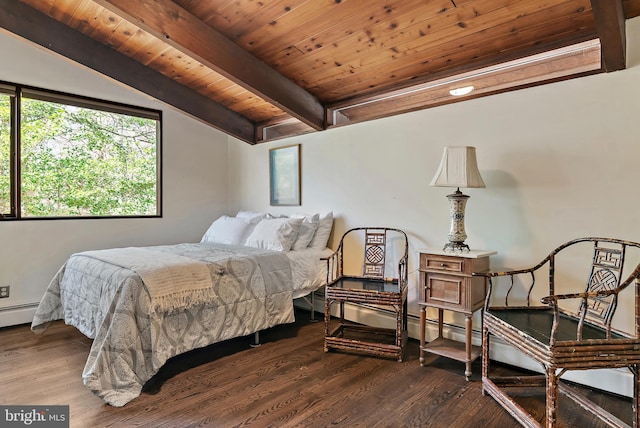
[430,146,485,252]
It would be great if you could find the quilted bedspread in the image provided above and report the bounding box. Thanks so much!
[31,243,295,406]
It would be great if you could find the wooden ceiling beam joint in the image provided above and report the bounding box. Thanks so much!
[590,0,626,71]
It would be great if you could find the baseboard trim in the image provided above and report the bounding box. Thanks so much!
[296,294,633,398]
[0,303,38,328]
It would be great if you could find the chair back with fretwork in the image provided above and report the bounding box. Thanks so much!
[362,228,388,279]
[325,227,408,286]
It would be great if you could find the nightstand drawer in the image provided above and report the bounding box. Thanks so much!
[421,254,466,273]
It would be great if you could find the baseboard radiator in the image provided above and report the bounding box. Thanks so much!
[0,303,39,328]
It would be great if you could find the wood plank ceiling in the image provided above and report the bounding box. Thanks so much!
[1,0,639,144]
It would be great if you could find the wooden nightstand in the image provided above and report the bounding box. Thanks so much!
[418,249,496,380]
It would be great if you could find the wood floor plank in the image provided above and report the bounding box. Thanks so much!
[0,309,634,427]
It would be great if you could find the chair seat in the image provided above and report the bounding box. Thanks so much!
[486,308,640,370]
[329,277,403,293]
[490,308,625,344]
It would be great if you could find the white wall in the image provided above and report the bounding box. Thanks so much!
[0,30,231,325]
[228,17,640,395]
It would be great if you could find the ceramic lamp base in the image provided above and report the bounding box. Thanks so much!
[443,189,470,253]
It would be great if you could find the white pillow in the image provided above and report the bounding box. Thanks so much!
[245,217,304,251]
[200,216,255,245]
[308,211,333,249]
[290,213,320,251]
[235,210,268,222]
[266,213,288,219]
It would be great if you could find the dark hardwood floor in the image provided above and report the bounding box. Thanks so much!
[0,308,634,427]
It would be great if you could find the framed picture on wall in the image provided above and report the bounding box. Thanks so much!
[269,144,301,206]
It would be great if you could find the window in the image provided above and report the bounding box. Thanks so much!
[0,83,161,219]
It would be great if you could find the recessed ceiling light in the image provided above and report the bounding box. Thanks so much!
[449,86,474,96]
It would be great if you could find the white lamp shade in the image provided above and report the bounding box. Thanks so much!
[430,146,485,188]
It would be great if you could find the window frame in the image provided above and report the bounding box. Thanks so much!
[0,81,162,220]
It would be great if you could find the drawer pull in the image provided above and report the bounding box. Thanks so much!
[440,263,447,267]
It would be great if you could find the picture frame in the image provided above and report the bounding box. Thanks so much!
[269,144,301,206]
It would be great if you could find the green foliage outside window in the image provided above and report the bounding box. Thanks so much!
[0,95,9,215]
[0,86,160,218]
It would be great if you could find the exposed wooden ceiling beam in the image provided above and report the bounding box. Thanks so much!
[94,0,325,131]
[591,0,627,71]
[0,0,255,143]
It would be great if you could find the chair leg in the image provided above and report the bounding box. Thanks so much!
[546,367,558,428]
[324,298,331,352]
[464,314,474,380]
[481,324,490,395]
[396,303,403,362]
[403,299,408,332]
[634,365,639,428]
[395,304,402,349]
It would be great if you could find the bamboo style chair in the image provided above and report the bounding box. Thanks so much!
[324,227,409,362]
[476,237,640,428]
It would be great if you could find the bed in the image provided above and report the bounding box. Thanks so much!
[31,212,333,407]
